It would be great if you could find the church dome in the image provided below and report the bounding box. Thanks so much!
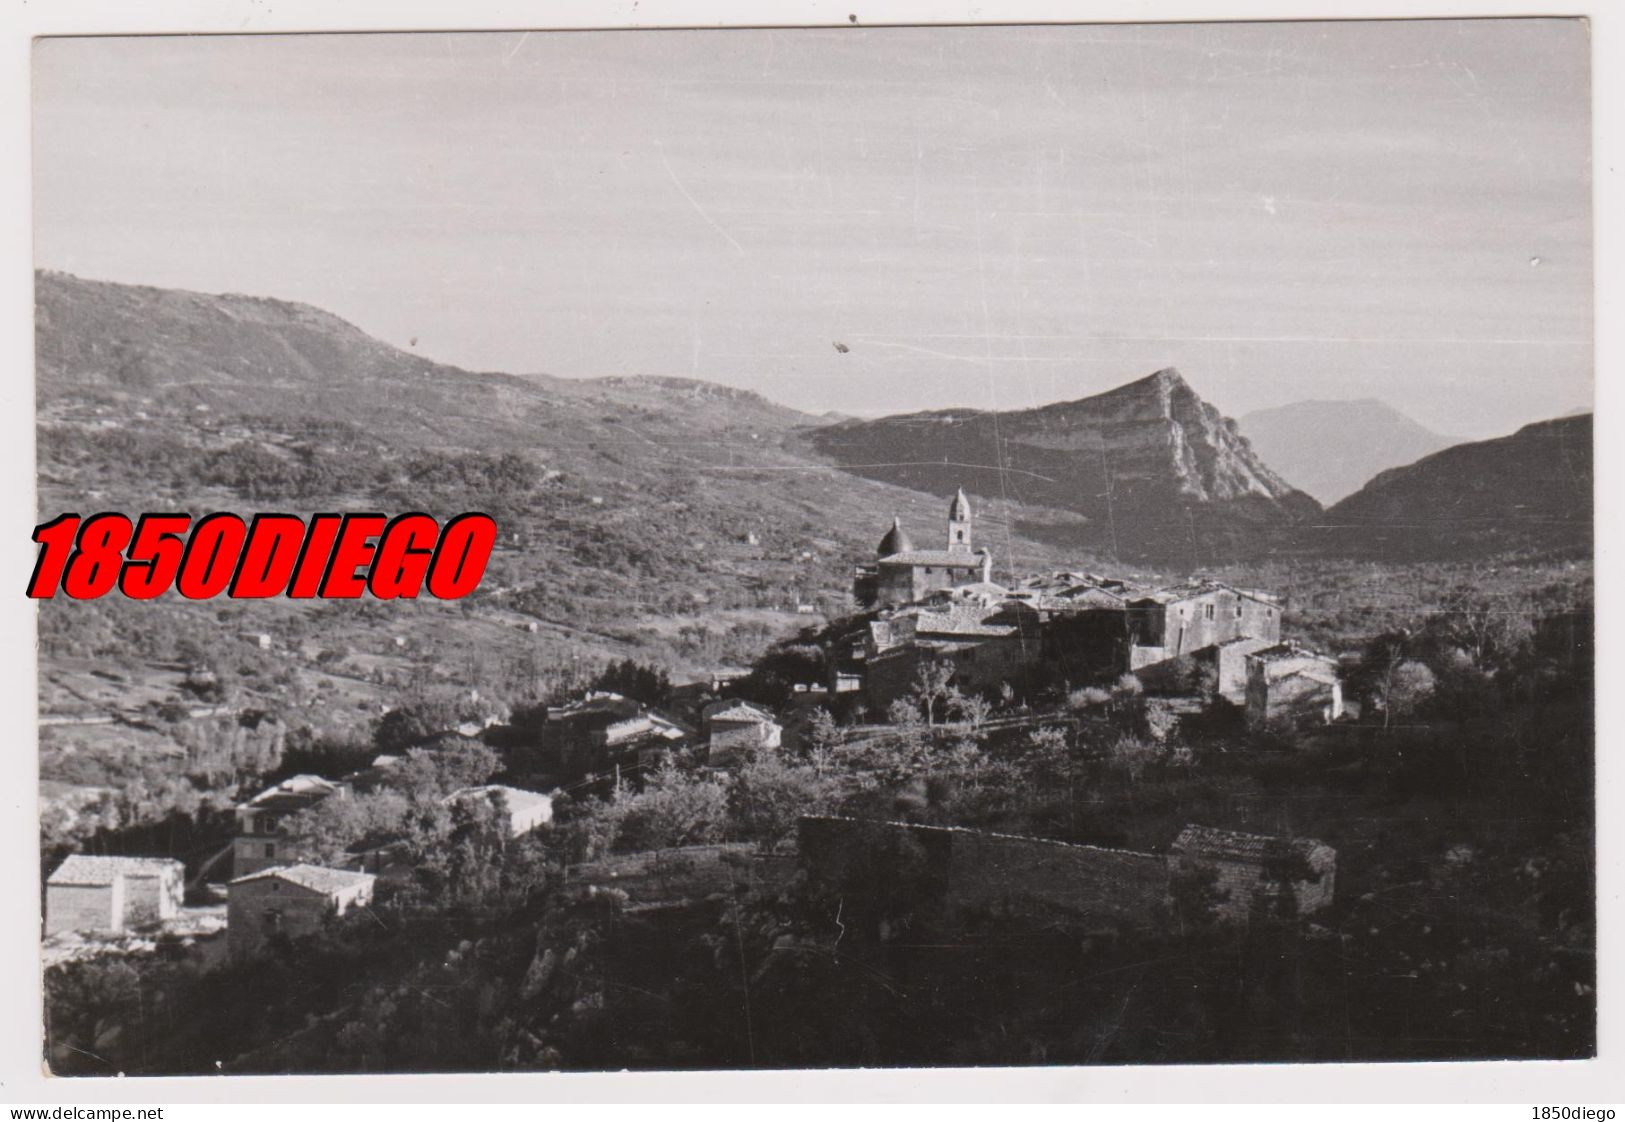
[949,487,973,522]
[877,516,912,557]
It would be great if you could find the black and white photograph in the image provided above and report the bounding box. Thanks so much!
[19,11,1601,1085]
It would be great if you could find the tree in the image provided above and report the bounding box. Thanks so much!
[1437,586,1535,672]
[1021,725,1073,785]
[909,660,957,726]
[1106,734,1165,783]
[1381,660,1437,727]
[728,754,843,847]
[1168,861,1226,937]
[391,740,502,802]
[373,698,468,754]
[283,789,413,866]
[174,712,286,786]
[590,659,673,709]
[1068,686,1111,712]
[947,689,993,729]
[1109,672,1144,712]
[804,707,843,776]
[600,760,729,852]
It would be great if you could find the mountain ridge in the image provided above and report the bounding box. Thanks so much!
[1302,412,1593,560]
[807,366,1320,565]
[33,269,1090,609]
[1238,398,1454,505]
[36,269,1591,568]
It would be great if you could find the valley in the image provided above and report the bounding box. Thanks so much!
[32,271,1596,1073]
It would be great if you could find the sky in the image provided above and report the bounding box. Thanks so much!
[33,20,1591,438]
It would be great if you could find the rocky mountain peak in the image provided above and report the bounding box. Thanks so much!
[810,369,1320,564]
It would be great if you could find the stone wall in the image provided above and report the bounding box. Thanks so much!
[122,868,184,925]
[865,635,1041,709]
[228,879,341,958]
[1245,668,1342,731]
[1213,638,1277,704]
[1171,845,1336,922]
[45,881,123,935]
[233,835,294,878]
[798,816,1169,927]
[571,842,797,911]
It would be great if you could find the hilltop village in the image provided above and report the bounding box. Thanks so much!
[43,488,1353,964]
[847,489,1340,728]
[40,485,1593,1071]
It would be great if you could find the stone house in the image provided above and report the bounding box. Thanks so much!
[444,784,554,837]
[227,864,376,959]
[45,855,185,936]
[545,692,691,777]
[233,774,349,877]
[701,699,783,768]
[1035,583,1140,684]
[1243,643,1344,731]
[1210,636,1282,704]
[345,839,416,886]
[1168,825,1336,922]
[964,573,1282,689]
[862,598,1046,708]
[1125,582,1281,668]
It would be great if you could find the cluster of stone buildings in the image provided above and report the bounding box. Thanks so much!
[43,690,782,957]
[539,691,691,778]
[847,490,1343,730]
[43,486,1352,963]
[45,756,560,959]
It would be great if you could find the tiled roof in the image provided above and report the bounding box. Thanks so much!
[878,549,988,569]
[1032,587,1133,611]
[231,864,375,894]
[48,854,182,886]
[704,699,779,724]
[891,601,1020,638]
[1133,580,1280,606]
[1245,642,1335,664]
[1274,667,1340,686]
[548,692,641,720]
[447,784,554,818]
[923,580,1008,601]
[1131,585,1211,604]
[239,774,343,812]
[877,516,913,557]
[1171,825,1328,865]
[914,614,1018,638]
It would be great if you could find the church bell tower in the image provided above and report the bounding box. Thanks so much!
[947,487,973,555]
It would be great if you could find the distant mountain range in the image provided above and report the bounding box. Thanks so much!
[809,367,1320,565]
[1303,413,1593,561]
[34,270,817,451]
[35,271,1593,568]
[1238,399,1454,505]
[32,270,1083,601]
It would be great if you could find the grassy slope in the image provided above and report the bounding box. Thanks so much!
[33,271,1089,824]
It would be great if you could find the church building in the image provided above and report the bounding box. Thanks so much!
[854,489,994,609]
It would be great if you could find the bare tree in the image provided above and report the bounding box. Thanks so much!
[947,689,992,729]
[909,660,957,726]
